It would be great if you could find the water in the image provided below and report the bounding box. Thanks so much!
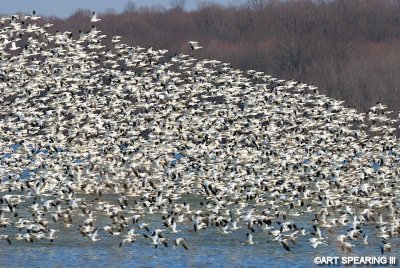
[0,205,398,268]
[0,228,310,267]
[1,229,396,267]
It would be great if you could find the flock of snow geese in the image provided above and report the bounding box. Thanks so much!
[0,11,399,256]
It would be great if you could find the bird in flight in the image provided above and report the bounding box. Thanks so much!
[189,41,203,50]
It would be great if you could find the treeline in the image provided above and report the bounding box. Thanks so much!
[45,0,400,113]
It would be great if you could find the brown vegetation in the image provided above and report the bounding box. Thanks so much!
[45,0,400,113]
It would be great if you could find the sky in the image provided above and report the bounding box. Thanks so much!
[0,0,246,18]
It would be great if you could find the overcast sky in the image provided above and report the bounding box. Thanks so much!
[1,0,246,18]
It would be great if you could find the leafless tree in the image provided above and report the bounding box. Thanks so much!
[170,0,186,11]
[123,1,136,13]
[247,0,267,13]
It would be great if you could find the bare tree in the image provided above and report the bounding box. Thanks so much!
[247,0,267,13]
[197,0,216,10]
[123,1,136,13]
[277,39,309,77]
[170,0,186,11]
[103,8,117,15]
